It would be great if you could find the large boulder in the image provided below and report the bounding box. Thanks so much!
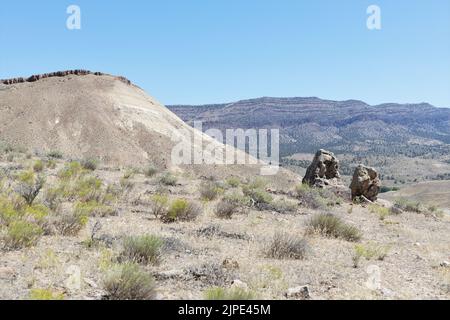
[302,149,341,188]
[350,165,381,201]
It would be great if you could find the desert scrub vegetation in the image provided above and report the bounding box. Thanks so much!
[264,232,309,260]
[46,159,57,169]
[222,191,251,207]
[394,198,423,213]
[204,287,255,300]
[352,243,390,268]
[80,158,98,171]
[143,164,158,177]
[102,262,156,300]
[29,288,65,300]
[32,160,44,172]
[46,150,63,159]
[307,213,362,242]
[199,181,223,201]
[270,198,298,214]
[393,198,444,218]
[15,170,45,205]
[295,184,342,209]
[0,196,49,249]
[57,161,83,180]
[215,199,239,219]
[149,194,169,219]
[225,176,241,188]
[74,200,117,217]
[161,198,201,223]
[158,172,177,186]
[120,235,163,265]
[242,179,273,208]
[368,204,391,220]
[3,219,44,250]
[50,209,89,236]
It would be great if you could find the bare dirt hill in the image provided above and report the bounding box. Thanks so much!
[0,72,204,167]
[0,72,296,185]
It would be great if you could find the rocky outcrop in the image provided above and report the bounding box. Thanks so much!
[350,165,381,201]
[1,70,131,86]
[302,149,341,188]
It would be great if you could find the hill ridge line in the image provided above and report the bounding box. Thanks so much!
[1,69,132,86]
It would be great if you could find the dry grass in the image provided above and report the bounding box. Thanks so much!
[102,263,156,300]
[264,232,309,260]
[120,235,163,265]
[307,213,362,242]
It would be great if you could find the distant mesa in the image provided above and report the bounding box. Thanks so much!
[1,70,132,86]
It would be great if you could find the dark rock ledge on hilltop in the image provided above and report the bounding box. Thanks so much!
[1,70,132,86]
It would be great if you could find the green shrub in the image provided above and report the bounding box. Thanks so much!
[199,181,223,201]
[33,160,44,172]
[43,188,62,211]
[51,210,88,236]
[225,177,241,188]
[144,165,158,177]
[380,186,400,193]
[271,198,298,213]
[29,288,65,300]
[120,235,163,265]
[46,160,57,169]
[3,220,43,249]
[162,199,200,223]
[0,196,20,224]
[72,177,103,202]
[204,287,255,300]
[25,204,50,220]
[58,162,82,180]
[223,192,251,207]
[352,243,390,268]
[74,200,117,217]
[47,150,63,159]
[159,173,177,186]
[307,213,361,242]
[15,171,45,206]
[394,198,424,213]
[295,184,341,209]
[265,232,309,260]
[149,194,169,219]
[368,204,390,220]
[81,158,98,171]
[120,177,135,192]
[215,199,238,219]
[245,177,268,190]
[242,185,272,206]
[122,168,139,179]
[102,263,156,300]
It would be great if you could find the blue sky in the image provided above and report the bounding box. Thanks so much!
[1,0,449,107]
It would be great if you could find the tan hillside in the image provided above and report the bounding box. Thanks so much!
[0,72,296,186]
[0,72,212,168]
[380,181,450,210]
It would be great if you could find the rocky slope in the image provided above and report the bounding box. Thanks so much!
[169,97,450,155]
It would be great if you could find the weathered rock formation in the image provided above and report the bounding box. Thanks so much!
[350,165,381,201]
[1,70,131,86]
[302,149,341,188]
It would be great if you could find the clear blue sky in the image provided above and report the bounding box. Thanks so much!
[1,0,449,107]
